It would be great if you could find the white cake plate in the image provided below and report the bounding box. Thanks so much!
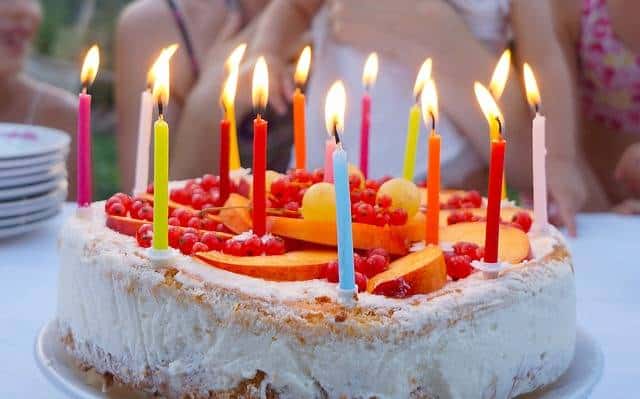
[35,320,603,399]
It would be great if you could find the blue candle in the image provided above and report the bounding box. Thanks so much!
[333,145,355,292]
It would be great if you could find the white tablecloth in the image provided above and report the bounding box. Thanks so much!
[0,203,638,398]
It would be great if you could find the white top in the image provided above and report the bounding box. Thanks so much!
[302,0,511,182]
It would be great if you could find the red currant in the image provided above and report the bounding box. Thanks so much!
[168,226,181,248]
[511,212,533,233]
[354,254,368,275]
[283,201,300,217]
[465,190,483,208]
[201,174,219,190]
[130,199,145,219]
[270,177,289,198]
[179,232,199,255]
[354,202,375,224]
[106,202,127,217]
[138,205,154,221]
[223,239,245,256]
[364,254,389,277]
[360,188,377,205]
[244,235,263,256]
[171,208,192,226]
[311,168,324,183]
[263,236,286,255]
[446,254,474,280]
[105,196,122,213]
[372,278,411,298]
[355,272,367,293]
[113,193,133,211]
[367,248,390,262]
[349,174,362,191]
[135,224,153,248]
[292,169,311,183]
[187,217,203,229]
[453,242,482,261]
[373,211,389,226]
[389,208,408,225]
[146,183,154,194]
[191,242,209,254]
[168,217,181,226]
[201,232,222,251]
[191,193,208,210]
[365,179,380,191]
[377,194,392,208]
[325,260,339,283]
[201,217,216,231]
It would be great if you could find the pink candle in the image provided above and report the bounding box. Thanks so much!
[77,92,92,207]
[76,45,99,208]
[359,93,371,178]
[324,139,337,183]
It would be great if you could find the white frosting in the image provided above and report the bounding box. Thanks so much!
[56,203,576,399]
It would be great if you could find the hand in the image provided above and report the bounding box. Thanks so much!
[614,142,640,197]
[546,159,587,237]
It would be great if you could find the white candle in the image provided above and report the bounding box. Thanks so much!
[532,112,548,232]
[133,89,154,194]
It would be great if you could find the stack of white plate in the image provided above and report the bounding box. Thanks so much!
[0,123,69,239]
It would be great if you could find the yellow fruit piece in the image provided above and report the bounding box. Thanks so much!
[301,182,336,221]
[377,178,421,218]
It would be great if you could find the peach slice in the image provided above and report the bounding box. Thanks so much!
[268,216,414,255]
[195,249,336,281]
[219,193,252,234]
[367,245,447,295]
[106,215,232,239]
[439,222,530,264]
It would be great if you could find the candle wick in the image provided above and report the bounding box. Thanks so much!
[333,125,341,145]
[429,111,436,131]
[81,85,88,95]
[534,103,540,114]
[158,101,164,118]
[495,117,503,138]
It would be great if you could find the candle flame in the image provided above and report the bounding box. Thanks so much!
[225,43,247,72]
[421,78,438,130]
[489,49,511,99]
[220,67,239,110]
[474,82,504,134]
[147,44,178,88]
[294,46,312,87]
[325,80,346,136]
[252,56,269,110]
[523,62,541,110]
[152,52,170,110]
[362,52,378,89]
[413,58,432,99]
[80,45,100,87]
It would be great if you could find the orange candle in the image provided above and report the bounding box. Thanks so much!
[422,79,440,245]
[252,57,269,236]
[293,46,311,170]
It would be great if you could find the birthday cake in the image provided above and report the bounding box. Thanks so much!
[55,170,575,399]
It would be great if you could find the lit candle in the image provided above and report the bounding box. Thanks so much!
[475,82,506,264]
[134,45,177,195]
[402,59,431,180]
[293,46,311,170]
[360,52,378,178]
[152,52,171,251]
[523,63,548,232]
[251,57,269,236]
[325,81,356,296]
[219,68,238,206]
[422,79,440,245]
[225,43,247,171]
[76,45,99,209]
[489,49,511,200]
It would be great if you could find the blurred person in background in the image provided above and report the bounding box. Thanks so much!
[0,0,77,198]
[116,0,302,191]
[552,0,640,214]
[245,0,608,235]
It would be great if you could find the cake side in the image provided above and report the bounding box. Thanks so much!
[56,206,575,399]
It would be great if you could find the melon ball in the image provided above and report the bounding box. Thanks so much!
[301,182,336,221]
[376,178,421,217]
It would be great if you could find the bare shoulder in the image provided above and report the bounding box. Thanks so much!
[548,0,581,42]
[29,80,77,134]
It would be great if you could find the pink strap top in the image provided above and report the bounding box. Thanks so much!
[579,0,640,133]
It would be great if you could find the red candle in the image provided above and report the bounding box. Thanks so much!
[219,119,230,205]
[359,93,371,178]
[252,115,267,236]
[484,139,506,263]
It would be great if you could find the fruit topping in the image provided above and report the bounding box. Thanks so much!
[371,277,412,298]
[135,224,153,248]
[511,211,533,233]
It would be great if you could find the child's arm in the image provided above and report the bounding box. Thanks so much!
[511,0,608,234]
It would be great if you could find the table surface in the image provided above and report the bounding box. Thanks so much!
[1,204,638,398]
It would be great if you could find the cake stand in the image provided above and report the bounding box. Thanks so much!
[35,320,603,399]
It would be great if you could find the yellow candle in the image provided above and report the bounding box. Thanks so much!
[227,104,241,170]
[403,59,431,181]
[153,117,169,250]
[402,104,420,180]
[489,50,511,199]
[151,49,170,251]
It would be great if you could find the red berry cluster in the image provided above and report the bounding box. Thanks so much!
[444,242,484,280]
[447,210,485,225]
[170,174,250,209]
[510,211,533,233]
[372,277,412,298]
[351,197,409,226]
[105,193,154,221]
[442,191,483,209]
[169,208,230,233]
[221,234,287,257]
[323,248,392,293]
